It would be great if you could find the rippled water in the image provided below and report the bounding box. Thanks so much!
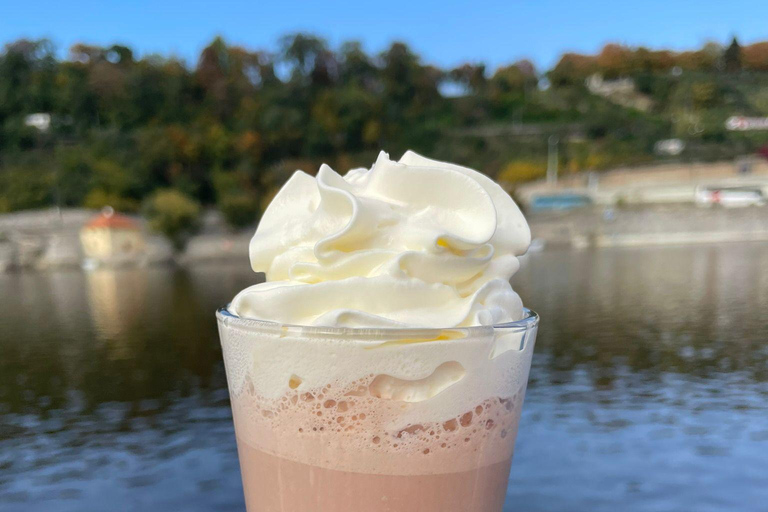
[1,244,767,512]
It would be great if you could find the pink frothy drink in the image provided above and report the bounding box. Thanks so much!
[219,151,537,511]
[217,309,537,512]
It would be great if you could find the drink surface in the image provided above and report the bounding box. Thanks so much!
[236,439,512,512]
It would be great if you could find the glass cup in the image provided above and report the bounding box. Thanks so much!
[217,307,538,512]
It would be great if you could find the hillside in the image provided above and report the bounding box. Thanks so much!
[2,35,768,226]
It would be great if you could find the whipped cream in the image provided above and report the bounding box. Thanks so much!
[230,151,530,327]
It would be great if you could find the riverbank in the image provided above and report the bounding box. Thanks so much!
[516,159,768,208]
[528,204,768,249]
[0,208,252,272]
[1,204,767,272]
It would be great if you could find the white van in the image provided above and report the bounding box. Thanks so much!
[695,186,767,208]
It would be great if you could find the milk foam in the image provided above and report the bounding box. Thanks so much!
[217,312,535,428]
[218,312,537,473]
[230,150,530,328]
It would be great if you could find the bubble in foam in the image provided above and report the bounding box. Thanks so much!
[397,424,425,438]
[345,385,367,397]
[288,375,303,389]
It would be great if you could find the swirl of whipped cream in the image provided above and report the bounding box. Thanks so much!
[230,151,530,327]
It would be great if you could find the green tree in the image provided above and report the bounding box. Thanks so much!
[724,37,742,73]
[213,170,259,229]
[144,189,201,250]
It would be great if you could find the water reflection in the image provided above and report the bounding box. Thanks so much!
[515,244,768,382]
[0,245,767,511]
[86,269,149,358]
[511,244,768,511]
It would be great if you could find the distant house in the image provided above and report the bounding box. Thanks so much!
[24,113,51,132]
[585,74,653,112]
[80,208,145,266]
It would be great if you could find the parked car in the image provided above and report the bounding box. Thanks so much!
[695,186,767,207]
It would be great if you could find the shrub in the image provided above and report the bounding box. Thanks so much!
[0,165,53,211]
[212,170,260,229]
[83,189,139,213]
[497,160,547,184]
[218,191,259,229]
[143,189,201,250]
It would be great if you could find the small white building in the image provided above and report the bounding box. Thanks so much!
[24,113,51,132]
[80,208,145,266]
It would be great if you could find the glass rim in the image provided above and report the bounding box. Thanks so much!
[216,305,538,339]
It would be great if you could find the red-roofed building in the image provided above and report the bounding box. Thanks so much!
[80,207,146,265]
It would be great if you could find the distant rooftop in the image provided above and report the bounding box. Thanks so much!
[84,208,140,231]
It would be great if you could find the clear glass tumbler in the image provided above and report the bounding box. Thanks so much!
[217,307,538,512]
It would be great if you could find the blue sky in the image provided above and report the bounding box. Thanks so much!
[2,0,767,70]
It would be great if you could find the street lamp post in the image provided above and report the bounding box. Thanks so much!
[547,135,559,184]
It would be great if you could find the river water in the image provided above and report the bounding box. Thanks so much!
[1,244,767,512]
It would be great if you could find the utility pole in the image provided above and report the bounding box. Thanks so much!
[547,135,559,184]
[512,108,523,133]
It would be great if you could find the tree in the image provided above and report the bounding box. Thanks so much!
[217,191,259,229]
[339,41,378,89]
[144,189,201,250]
[548,52,598,86]
[196,37,229,92]
[0,163,53,211]
[280,33,333,86]
[213,170,259,229]
[724,37,742,73]
[83,189,139,212]
[596,44,635,78]
[450,63,488,95]
[742,42,768,71]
